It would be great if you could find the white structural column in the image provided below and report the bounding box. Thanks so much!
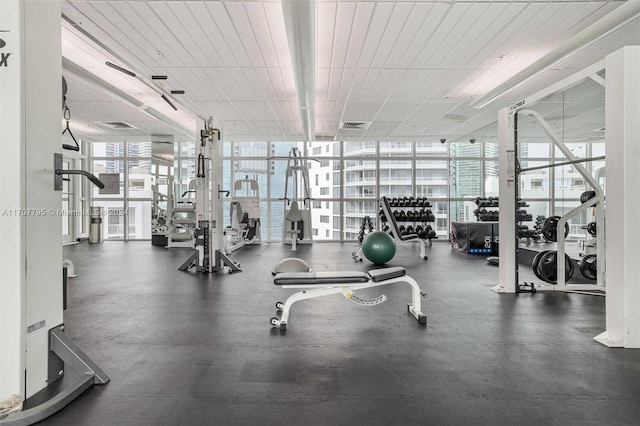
[0,0,26,404]
[594,46,640,348]
[494,107,518,293]
[0,0,63,402]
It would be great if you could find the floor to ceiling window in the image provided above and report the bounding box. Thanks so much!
[89,117,602,243]
[90,141,154,241]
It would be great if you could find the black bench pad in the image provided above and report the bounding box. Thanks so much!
[367,267,406,282]
[274,267,407,285]
[274,271,369,285]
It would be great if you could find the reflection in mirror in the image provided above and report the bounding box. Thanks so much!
[150,137,177,246]
[449,121,498,223]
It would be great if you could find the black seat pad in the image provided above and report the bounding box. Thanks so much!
[274,271,369,285]
[273,267,407,285]
[368,267,406,282]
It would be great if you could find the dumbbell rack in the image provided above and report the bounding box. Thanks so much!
[474,197,537,240]
[379,196,437,242]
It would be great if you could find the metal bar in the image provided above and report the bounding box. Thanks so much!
[50,327,110,384]
[55,169,105,189]
[519,156,605,173]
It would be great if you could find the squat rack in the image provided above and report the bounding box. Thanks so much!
[492,59,607,295]
[515,109,605,294]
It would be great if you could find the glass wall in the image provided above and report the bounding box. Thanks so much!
[87,101,602,243]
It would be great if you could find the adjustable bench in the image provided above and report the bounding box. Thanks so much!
[270,266,427,329]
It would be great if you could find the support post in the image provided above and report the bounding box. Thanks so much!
[494,108,517,293]
[594,46,640,348]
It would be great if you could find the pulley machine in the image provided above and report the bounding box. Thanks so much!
[281,148,313,248]
[179,117,241,273]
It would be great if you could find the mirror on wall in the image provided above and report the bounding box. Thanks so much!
[150,138,175,246]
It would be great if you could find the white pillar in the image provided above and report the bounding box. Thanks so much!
[0,0,63,401]
[594,46,640,348]
[494,107,517,293]
[0,0,26,403]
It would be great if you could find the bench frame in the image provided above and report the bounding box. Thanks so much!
[271,269,427,329]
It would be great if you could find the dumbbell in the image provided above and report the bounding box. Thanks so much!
[406,225,415,234]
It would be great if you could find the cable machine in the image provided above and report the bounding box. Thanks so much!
[281,147,313,250]
[179,117,241,273]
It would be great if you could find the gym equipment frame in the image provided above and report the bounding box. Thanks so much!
[517,109,605,294]
[493,47,640,348]
[179,117,241,273]
[270,266,427,330]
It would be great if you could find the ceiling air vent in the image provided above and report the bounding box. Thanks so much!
[340,121,369,130]
[98,121,137,129]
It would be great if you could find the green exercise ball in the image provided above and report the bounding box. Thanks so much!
[362,231,396,264]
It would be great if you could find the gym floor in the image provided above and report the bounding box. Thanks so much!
[35,241,640,425]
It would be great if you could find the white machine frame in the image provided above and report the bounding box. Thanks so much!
[281,147,313,248]
[179,117,241,273]
[225,177,261,253]
[494,47,640,347]
[518,110,605,294]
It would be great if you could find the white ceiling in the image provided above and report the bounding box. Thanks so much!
[60,0,640,144]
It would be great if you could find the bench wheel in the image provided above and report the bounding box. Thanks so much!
[270,317,281,327]
[275,302,284,310]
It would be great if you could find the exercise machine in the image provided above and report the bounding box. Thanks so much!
[224,176,261,253]
[280,148,313,250]
[270,263,427,329]
[164,182,197,249]
[152,177,197,248]
[179,117,241,274]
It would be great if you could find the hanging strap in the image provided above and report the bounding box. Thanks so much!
[62,105,79,152]
[196,153,206,178]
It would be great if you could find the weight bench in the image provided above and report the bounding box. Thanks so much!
[270,266,427,329]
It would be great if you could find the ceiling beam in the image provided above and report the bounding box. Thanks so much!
[62,57,195,138]
[469,1,640,109]
[281,0,316,142]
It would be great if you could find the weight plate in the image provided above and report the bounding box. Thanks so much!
[579,254,597,280]
[536,251,574,284]
[542,216,569,242]
[532,250,549,281]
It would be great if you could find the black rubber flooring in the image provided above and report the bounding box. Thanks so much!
[34,241,640,425]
